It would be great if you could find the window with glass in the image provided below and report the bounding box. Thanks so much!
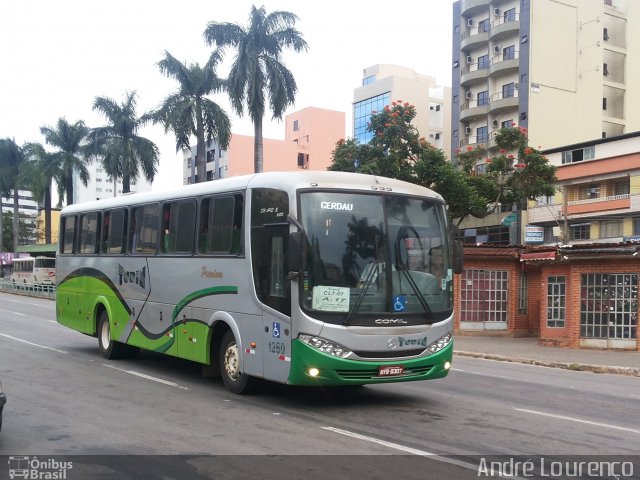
[570,223,591,240]
[478,18,490,32]
[130,204,160,254]
[518,271,528,315]
[60,216,76,254]
[353,92,390,144]
[101,209,127,254]
[299,192,452,325]
[503,45,516,60]
[502,82,515,98]
[547,276,566,327]
[477,54,490,70]
[503,8,517,22]
[199,195,243,255]
[477,90,489,106]
[162,200,196,254]
[476,126,488,144]
[581,273,637,340]
[78,212,100,254]
[600,219,623,238]
[362,75,375,86]
[501,119,514,128]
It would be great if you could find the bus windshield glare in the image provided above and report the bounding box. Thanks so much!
[299,192,453,325]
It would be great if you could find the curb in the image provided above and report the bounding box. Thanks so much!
[454,350,640,377]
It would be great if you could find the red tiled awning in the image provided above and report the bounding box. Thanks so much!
[520,251,556,261]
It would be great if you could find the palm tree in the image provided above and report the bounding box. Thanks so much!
[153,50,231,183]
[203,5,308,173]
[0,138,28,252]
[88,91,159,193]
[22,142,61,244]
[40,118,90,207]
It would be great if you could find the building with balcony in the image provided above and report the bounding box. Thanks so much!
[452,0,640,156]
[525,131,640,245]
[182,107,345,183]
[353,64,451,159]
[73,162,153,204]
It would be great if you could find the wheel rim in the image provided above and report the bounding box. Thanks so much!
[101,320,111,350]
[223,341,240,381]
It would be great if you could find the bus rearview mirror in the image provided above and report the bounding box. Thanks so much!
[288,231,303,275]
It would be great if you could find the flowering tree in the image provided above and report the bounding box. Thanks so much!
[329,103,557,224]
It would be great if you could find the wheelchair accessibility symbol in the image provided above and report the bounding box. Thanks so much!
[272,322,281,338]
[393,295,407,312]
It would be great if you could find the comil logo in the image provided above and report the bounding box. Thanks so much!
[8,456,73,479]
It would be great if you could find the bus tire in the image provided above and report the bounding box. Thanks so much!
[219,330,255,394]
[98,311,136,360]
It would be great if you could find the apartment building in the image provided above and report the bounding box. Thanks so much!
[182,107,345,183]
[353,64,451,159]
[73,161,153,204]
[452,0,639,157]
[526,131,640,244]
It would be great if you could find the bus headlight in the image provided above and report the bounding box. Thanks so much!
[426,333,452,354]
[298,334,352,358]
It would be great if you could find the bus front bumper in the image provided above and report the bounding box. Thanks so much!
[287,339,453,386]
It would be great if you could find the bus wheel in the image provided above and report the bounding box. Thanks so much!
[219,330,255,394]
[98,311,137,359]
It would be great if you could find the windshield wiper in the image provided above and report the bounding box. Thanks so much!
[396,265,433,320]
[345,261,381,325]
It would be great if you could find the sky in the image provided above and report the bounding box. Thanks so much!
[0,0,455,192]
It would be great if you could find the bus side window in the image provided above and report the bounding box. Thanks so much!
[103,209,127,254]
[79,212,100,254]
[130,205,160,255]
[163,200,196,254]
[199,194,242,255]
[61,216,76,254]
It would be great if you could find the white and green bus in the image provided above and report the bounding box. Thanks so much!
[56,171,462,393]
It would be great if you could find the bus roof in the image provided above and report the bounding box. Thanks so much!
[60,171,444,215]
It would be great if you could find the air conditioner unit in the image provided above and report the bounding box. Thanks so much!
[493,45,501,54]
[492,120,499,128]
[467,18,474,27]
[494,8,501,16]
[465,127,472,135]
[514,82,519,90]
[465,91,472,99]
[466,55,473,64]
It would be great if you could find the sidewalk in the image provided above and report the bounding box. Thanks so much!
[453,336,640,377]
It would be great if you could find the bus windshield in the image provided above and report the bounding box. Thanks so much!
[299,191,453,325]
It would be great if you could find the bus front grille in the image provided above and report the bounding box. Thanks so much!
[352,348,425,359]
[335,365,434,380]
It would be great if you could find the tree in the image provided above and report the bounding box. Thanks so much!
[153,50,231,183]
[0,138,28,253]
[40,118,90,207]
[88,91,159,193]
[203,5,308,173]
[328,103,557,225]
[1,210,37,248]
[22,142,61,244]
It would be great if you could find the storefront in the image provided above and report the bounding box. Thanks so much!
[455,244,640,350]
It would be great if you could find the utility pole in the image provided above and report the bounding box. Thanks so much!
[561,186,569,244]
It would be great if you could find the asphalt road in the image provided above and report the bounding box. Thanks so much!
[0,291,639,478]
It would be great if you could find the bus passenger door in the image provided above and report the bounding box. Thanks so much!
[250,188,292,384]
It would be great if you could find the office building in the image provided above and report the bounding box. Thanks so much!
[353,64,451,159]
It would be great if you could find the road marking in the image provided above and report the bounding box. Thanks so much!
[10,311,27,317]
[0,333,68,354]
[322,426,524,478]
[103,364,189,390]
[514,408,640,435]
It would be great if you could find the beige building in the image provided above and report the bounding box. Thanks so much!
[353,64,452,159]
[183,107,345,182]
[452,0,639,156]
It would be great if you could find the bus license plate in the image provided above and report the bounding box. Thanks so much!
[378,365,404,376]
